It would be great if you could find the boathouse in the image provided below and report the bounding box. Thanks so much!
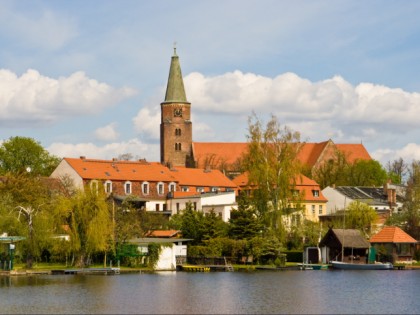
[319,228,370,264]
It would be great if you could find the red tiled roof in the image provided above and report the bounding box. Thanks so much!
[64,158,178,182]
[193,141,371,169]
[193,142,248,168]
[146,230,180,238]
[172,191,200,198]
[335,144,371,163]
[169,166,237,188]
[370,226,417,243]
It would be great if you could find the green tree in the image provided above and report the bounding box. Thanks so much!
[347,159,388,186]
[55,185,113,267]
[0,174,56,268]
[229,193,264,240]
[242,113,302,241]
[344,201,378,236]
[0,136,60,176]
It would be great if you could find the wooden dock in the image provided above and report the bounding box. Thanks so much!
[51,267,120,275]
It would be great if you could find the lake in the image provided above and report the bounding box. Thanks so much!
[1,270,419,314]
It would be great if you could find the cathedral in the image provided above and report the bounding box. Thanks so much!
[160,49,372,176]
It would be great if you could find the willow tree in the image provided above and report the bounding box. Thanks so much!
[56,185,113,267]
[242,113,302,241]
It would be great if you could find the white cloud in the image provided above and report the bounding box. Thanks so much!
[183,71,420,141]
[47,138,158,161]
[133,106,160,139]
[94,123,119,141]
[0,69,136,126]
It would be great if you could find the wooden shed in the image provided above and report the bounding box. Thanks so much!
[319,228,370,264]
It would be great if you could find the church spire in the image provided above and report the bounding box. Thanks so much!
[163,44,188,103]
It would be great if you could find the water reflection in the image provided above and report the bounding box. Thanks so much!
[0,270,419,314]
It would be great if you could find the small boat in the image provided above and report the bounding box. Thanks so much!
[331,261,393,270]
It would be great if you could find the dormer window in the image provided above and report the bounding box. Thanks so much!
[124,181,132,195]
[312,190,319,197]
[142,182,149,195]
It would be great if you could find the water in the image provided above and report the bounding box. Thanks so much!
[0,270,419,314]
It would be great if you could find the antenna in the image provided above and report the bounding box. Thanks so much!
[173,41,177,56]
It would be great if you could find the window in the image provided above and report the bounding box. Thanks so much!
[105,181,112,194]
[169,182,176,192]
[142,182,149,195]
[175,128,182,136]
[181,186,189,192]
[157,182,164,195]
[175,143,182,151]
[292,189,299,197]
[156,204,160,211]
[124,181,132,194]
[197,187,205,193]
[90,180,99,193]
[319,205,323,215]
[176,203,180,214]
[312,205,316,214]
[211,187,219,193]
[312,190,319,197]
[163,204,167,211]
[193,202,197,210]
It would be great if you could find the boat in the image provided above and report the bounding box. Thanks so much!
[331,260,393,270]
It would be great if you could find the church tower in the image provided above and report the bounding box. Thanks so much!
[160,47,193,167]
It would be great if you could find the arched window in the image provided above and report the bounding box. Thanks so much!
[175,143,182,151]
[157,182,164,195]
[124,181,132,195]
[142,182,149,195]
[104,180,112,194]
[175,128,182,136]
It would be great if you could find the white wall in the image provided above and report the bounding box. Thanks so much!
[322,187,352,214]
[50,160,84,189]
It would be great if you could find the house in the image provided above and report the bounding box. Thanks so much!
[370,226,418,264]
[319,228,370,264]
[321,183,405,231]
[167,190,237,222]
[233,172,327,222]
[49,156,238,218]
[128,236,191,271]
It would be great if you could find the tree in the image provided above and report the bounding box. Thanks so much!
[313,151,349,189]
[386,157,407,184]
[347,159,388,187]
[228,193,264,240]
[241,113,302,240]
[387,161,420,240]
[314,152,388,189]
[55,186,113,267]
[0,174,56,268]
[0,136,60,176]
[344,201,378,236]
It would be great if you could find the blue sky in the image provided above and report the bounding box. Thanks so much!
[1,0,420,165]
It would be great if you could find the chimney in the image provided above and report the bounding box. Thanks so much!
[80,156,86,160]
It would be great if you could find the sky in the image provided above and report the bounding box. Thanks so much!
[1,0,420,166]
